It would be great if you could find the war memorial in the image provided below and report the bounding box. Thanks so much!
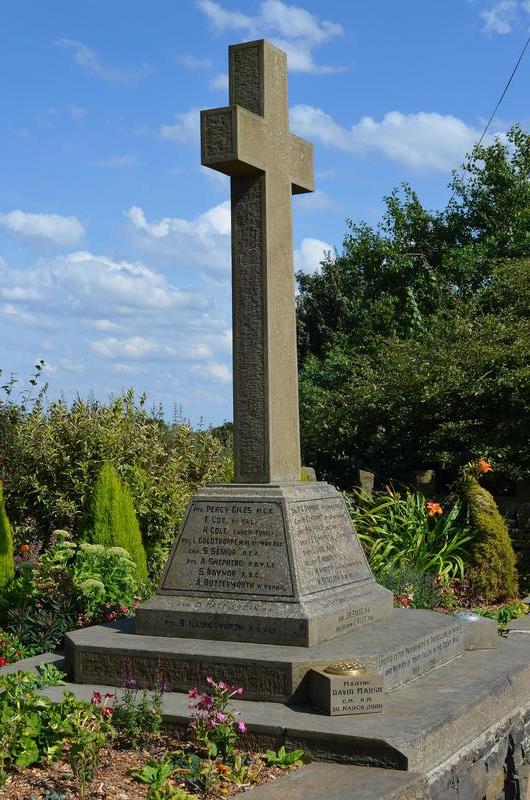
[53,39,530,800]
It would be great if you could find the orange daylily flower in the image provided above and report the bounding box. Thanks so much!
[426,502,443,517]
[477,459,492,473]
[19,543,31,554]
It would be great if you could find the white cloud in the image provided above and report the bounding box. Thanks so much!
[160,108,200,144]
[201,361,232,382]
[68,105,88,119]
[3,251,205,319]
[178,53,214,69]
[0,209,86,245]
[1,303,54,328]
[295,237,332,273]
[209,72,229,91]
[197,0,344,74]
[91,336,157,360]
[90,154,139,168]
[55,39,151,85]
[480,0,518,32]
[124,201,231,275]
[291,105,486,172]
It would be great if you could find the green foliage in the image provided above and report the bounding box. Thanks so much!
[461,476,518,601]
[61,691,113,799]
[0,671,113,792]
[349,489,473,579]
[0,484,14,589]
[188,678,246,761]
[0,531,143,661]
[477,600,528,624]
[131,759,199,800]
[0,390,232,577]
[111,681,163,747]
[74,542,138,616]
[265,746,304,768]
[375,565,448,610]
[298,126,530,486]
[83,462,147,581]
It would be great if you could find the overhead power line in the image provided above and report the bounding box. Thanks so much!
[448,29,530,207]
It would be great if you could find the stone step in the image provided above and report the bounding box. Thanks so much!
[65,608,466,702]
[230,763,429,800]
[5,637,530,800]
[6,636,530,794]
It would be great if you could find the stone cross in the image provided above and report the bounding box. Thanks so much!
[201,39,314,484]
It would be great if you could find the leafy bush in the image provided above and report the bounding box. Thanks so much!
[349,489,473,579]
[0,671,113,794]
[83,462,147,581]
[0,389,232,578]
[0,531,143,660]
[0,483,14,589]
[109,680,164,747]
[461,475,518,601]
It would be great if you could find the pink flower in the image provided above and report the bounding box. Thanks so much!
[188,687,200,699]
[233,686,244,696]
[199,694,213,709]
[218,680,227,690]
[236,721,247,734]
[105,693,115,700]
[101,706,113,718]
[91,692,102,704]
[206,676,215,686]
[215,712,227,722]
[118,605,128,614]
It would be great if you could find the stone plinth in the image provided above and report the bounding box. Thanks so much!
[66,608,467,703]
[136,482,392,647]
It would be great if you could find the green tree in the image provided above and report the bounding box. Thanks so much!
[84,462,147,582]
[297,126,530,486]
[0,482,14,588]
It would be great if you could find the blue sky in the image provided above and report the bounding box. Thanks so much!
[1,0,529,425]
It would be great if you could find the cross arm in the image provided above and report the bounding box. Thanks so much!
[201,106,267,177]
[289,134,314,195]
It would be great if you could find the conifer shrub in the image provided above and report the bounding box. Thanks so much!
[462,474,518,601]
[84,462,147,582]
[0,483,14,588]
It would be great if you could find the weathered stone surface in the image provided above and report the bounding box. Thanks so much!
[45,637,530,783]
[454,613,499,650]
[240,763,429,800]
[66,608,464,701]
[137,482,392,646]
[310,667,384,715]
[353,469,375,497]
[507,614,530,634]
[201,39,313,484]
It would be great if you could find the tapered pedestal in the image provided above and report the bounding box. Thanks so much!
[136,482,393,647]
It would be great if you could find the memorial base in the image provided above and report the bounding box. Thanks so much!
[136,482,393,647]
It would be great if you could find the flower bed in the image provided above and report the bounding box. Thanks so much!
[0,670,304,800]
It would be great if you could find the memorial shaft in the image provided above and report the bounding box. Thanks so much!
[201,40,314,483]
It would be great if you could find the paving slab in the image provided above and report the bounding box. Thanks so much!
[242,763,428,800]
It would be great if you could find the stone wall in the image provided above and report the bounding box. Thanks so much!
[428,702,530,800]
